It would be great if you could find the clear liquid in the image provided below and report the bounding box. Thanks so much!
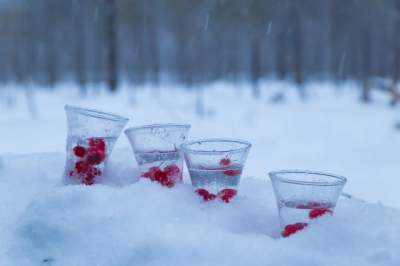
[278,200,335,229]
[64,136,117,184]
[135,150,183,183]
[188,165,242,194]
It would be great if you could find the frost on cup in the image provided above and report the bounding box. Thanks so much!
[63,105,129,185]
[125,124,191,188]
[269,170,347,237]
[182,139,251,203]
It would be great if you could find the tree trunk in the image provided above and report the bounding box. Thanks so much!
[390,1,400,106]
[275,29,287,80]
[360,23,372,103]
[250,34,262,98]
[104,0,118,92]
[289,5,305,99]
[74,2,87,96]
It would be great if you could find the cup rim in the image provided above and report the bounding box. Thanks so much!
[124,123,191,134]
[268,170,347,187]
[65,105,129,122]
[181,138,252,154]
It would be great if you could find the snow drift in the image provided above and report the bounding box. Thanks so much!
[1,152,399,266]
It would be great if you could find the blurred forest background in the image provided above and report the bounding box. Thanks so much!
[1,0,400,103]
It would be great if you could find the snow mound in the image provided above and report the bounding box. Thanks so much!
[1,152,400,265]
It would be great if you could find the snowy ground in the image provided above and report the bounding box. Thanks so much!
[1,81,400,265]
[1,151,400,266]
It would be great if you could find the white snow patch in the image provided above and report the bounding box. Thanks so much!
[0,152,399,266]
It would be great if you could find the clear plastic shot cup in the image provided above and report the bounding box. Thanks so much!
[63,105,129,185]
[182,138,251,202]
[269,170,347,237]
[125,124,191,187]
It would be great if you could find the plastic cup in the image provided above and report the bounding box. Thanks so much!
[269,170,347,237]
[182,138,251,202]
[125,124,190,187]
[63,105,129,185]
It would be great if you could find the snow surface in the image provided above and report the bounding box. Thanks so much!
[1,151,400,266]
[1,81,400,265]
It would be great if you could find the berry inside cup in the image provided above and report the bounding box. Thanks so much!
[195,188,237,203]
[195,188,217,201]
[309,207,333,219]
[69,137,106,185]
[191,158,242,203]
[141,164,182,188]
[280,202,334,237]
[282,223,308,237]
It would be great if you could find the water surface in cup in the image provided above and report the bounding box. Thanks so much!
[189,164,242,194]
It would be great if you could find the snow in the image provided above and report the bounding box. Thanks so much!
[1,81,400,265]
[1,152,400,266]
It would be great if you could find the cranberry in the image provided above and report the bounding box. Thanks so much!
[81,165,102,185]
[88,138,106,151]
[87,166,102,176]
[309,208,333,219]
[142,166,160,180]
[73,146,86,157]
[142,172,150,178]
[141,163,183,188]
[282,223,308,237]
[223,168,242,176]
[164,164,180,177]
[220,158,231,166]
[195,188,217,201]
[82,173,95,185]
[161,179,175,188]
[218,188,237,203]
[75,161,89,173]
[154,169,168,182]
[86,147,105,165]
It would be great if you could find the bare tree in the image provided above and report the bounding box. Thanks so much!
[288,2,305,99]
[104,0,118,92]
[73,0,88,96]
[390,0,400,106]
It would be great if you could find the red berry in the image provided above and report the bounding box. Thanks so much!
[142,172,150,178]
[309,208,333,219]
[73,146,86,157]
[223,168,242,176]
[218,188,237,203]
[282,223,308,237]
[143,166,160,180]
[219,158,231,166]
[142,166,177,188]
[164,164,180,177]
[153,168,173,187]
[161,178,175,188]
[154,169,167,182]
[86,147,105,165]
[75,160,89,173]
[164,164,182,183]
[82,173,96,185]
[88,138,106,151]
[95,168,102,176]
[195,188,217,201]
[87,166,102,177]
[82,165,102,185]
